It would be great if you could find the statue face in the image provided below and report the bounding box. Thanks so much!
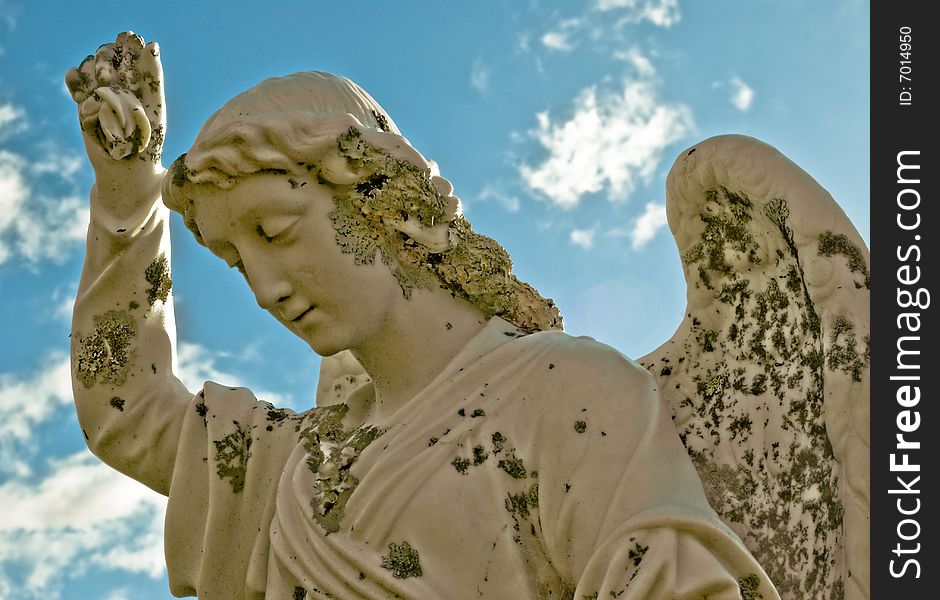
[190,173,407,356]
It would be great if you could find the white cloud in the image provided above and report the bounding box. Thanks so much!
[103,588,132,600]
[0,354,72,454]
[51,284,78,321]
[15,193,89,262]
[628,202,668,249]
[595,0,681,27]
[520,78,693,208]
[0,451,166,598]
[0,339,291,597]
[476,183,521,213]
[177,341,294,407]
[613,47,656,77]
[541,18,583,52]
[0,105,89,266]
[570,228,596,249]
[470,57,490,92]
[30,148,83,180]
[0,103,25,137]
[729,76,755,112]
[541,31,574,51]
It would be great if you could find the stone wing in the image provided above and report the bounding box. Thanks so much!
[639,135,869,600]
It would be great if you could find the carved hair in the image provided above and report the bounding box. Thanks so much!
[162,72,562,332]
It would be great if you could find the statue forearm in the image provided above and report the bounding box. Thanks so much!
[70,181,190,495]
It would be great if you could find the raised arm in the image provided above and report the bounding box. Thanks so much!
[67,32,191,494]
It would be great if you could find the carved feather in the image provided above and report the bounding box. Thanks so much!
[640,135,869,600]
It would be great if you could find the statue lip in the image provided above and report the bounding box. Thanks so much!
[286,306,315,323]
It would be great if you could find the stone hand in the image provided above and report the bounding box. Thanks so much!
[65,32,166,205]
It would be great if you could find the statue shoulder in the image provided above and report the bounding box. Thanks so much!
[510,330,661,423]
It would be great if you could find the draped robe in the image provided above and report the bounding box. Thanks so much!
[72,198,779,600]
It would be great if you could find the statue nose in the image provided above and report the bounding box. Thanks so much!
[249,267,293,309]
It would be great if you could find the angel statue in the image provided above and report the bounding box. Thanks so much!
[66,32,868,600]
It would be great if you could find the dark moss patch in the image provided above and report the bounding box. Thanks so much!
[457,408,466,417]
[266,407,290,423]
[470,408,486,418]
[170,155,190,187]
[818,232,870,289]
[472,445,488,465]
[683,187,760,289]
[213,421,252,493]
[628,541,649,567]
[738,574,763,600]
[505,483,539,519]
[574,420,587,433]
[109,396,125,411]
[293,586,307,600]
[144,256,172,305]
[381,541,422,579]
[826,316,868,381]
[452,456,471,474]
[75,310,137,388]
[491,432,506,453]
[497,453,527,479]
[371,110,390,132]
[428,437,439,446]
[354,173,391,198]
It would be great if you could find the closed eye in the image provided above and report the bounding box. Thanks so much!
[258,215,300,242]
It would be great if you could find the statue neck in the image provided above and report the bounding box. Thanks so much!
[351,287,488,423]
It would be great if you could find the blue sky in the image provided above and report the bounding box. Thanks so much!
[0,1,868,598]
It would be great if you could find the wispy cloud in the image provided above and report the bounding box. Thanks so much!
[541,18,582,52]
[613,47,656,77]
[729,76,755,112]
[0,107,89,267]
[0,354,72,476]
[628,201,668,248]
[0,103,25,138]
[0,451,166,598]
[570,228,596,249]
[519,77,693,208]
[50,284,78,321]
[595,0,681,27]
[0,0,18,30]
[177,341,294,407]
[476,183,521,213]
[534,1,680,64]
[0,332,303,596]
[103,588,132,600]
[541,31,574,52]
[0,349,165,596]
[470,57,490,92]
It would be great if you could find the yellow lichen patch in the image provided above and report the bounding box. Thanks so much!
[145,256,172,305]
[381,541,422,579]
[330,128,562,332]
[75,310,137,388]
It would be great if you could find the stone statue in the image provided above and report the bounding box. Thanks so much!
[66,32,868,599]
